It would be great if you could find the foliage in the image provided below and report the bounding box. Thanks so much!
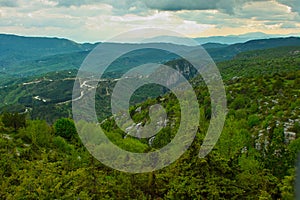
[53,118,77,141]
[0,42,300,199]
[2,112,26,132]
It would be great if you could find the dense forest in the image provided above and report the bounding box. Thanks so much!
[1,67,299,199]
[0,35,300,199]
[1,45,299,123]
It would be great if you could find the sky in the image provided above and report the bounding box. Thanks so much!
[0,0,299,43]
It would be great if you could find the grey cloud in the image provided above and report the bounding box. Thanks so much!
[55,0,149,15]
[55,0,140,9]
[234,1,300,22]
[177,0,299,30]
[146,0,300,16]
[280,22,299,28]
[144,0,255,14]
[0,15,83,29]
[55,0,93,7]
[264,21,281,25]
[41,0,300,17]
[145,0,218,11]
[106,0,149,15]
[178,11,247,27]
[32,0,300,17]
[0,0,18,7]
[277,0,300,13]
[53,0,245,14]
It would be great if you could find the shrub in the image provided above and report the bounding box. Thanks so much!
[248,115,260,127]
[54,118,77,141]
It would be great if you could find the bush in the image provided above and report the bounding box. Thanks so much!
[248,115,260,127]
[18,120,52,147]
[53,136,73,153]
[2,112,26,132]
[231,95,247,110]
[54,118,77,140]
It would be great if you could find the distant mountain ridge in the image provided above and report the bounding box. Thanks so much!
[0,34,96,68]
[0,34,95,53]
[202,43,229,49]
[144,32,299,45]
[194,32,294,44]
[1,33,299,77]
[206,37,300,61]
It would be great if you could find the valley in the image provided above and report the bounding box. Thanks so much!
[0,34,300,199]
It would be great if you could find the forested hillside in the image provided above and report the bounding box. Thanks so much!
[1,36,300,199]
[1,68,299,199]
[1,34,299,77]
[1,45,299,124]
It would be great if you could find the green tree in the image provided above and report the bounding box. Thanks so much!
[54,118,77,141]
[231,95,247,110]
[248,114,260,127]
[2,112,26,132]
[273,78,284,92]
[18,120,52,148]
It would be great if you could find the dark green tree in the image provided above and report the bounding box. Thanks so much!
[1,112,26,132]
[53,118,77,141]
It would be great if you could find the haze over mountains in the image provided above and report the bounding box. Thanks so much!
[1,33,300,78]
[1,32,299,123]
[139,32,299,45]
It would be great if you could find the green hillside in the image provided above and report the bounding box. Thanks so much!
[1,34,299,77]
[0,34,95,65]
[206,37,300,61]
[1,38,300,198]
[1,46,299,124]
[0,67,299,199]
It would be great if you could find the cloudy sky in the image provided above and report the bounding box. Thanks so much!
[0,0,299,42]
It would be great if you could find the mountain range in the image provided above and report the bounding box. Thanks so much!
[1,33,300,77]
[143,32,299,45]
[1,32,300,199]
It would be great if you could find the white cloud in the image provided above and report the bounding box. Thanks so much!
[277,0,300,14]
[0,0,299,42]
[237,1,297,20]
